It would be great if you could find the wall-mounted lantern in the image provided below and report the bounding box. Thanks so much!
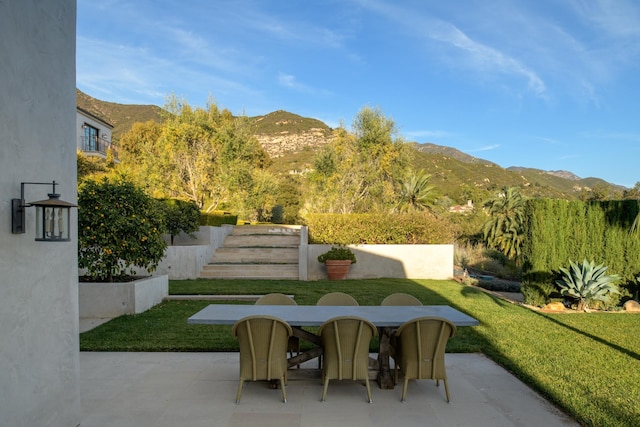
[11,181,77,242]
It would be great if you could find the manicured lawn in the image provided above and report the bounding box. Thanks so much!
[80,278,640,426]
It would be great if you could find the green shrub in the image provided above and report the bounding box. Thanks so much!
[160,199,201,245]
[199,212,238,226]
[78,178,167,282]
[305,212,456,244]
[317,246,357,263]
[521,281,556,307]
[271,204,284,224]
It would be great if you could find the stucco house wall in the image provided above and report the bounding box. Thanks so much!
[0,1,80,426]
[77,107,114,158]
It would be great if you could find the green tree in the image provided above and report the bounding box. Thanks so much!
[482,187,525,261]
[305,107,410,213]
[623,182,640,200]
[159,199,201,245]
[77,151,107,182]
[396,170,436,213]
[78,178,167,282]
[116,96,275,218]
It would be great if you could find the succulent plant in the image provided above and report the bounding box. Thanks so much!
[555,259,619,311]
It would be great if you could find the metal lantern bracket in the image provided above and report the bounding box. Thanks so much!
[11,181,77,241]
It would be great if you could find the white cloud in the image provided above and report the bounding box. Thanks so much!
[427,22,547,98]
[467,144,500,153]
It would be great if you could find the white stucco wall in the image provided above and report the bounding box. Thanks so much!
[0,1,79,426]
[307,244,454,281]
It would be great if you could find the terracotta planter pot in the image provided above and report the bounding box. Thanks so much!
[324,260,353,280]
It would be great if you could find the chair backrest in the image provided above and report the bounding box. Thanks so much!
[316,292,359,306]
[395,316,456,380]
[318,316,377,380]
[255,293,297,305]
[381,293,422,306]
[232,315,293,381]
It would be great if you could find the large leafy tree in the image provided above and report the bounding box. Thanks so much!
[482,187,526,261]
[117,96,273,219]
[305,107,411,213]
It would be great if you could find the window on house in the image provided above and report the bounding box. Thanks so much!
[83,124,98,151]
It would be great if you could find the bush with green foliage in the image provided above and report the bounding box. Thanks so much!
[271,204,284,224]
[306,212,456,244]
[159,199,201,245]
[199,212,238,226]
[521,281,557,307]
[78,179,167,282]
[317,246,357,264]
[555,259,620,311]
[522,199,640,283]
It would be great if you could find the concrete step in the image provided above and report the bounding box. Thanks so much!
[211,247,299,264]
[223,234,300,248]
[200,264,299,280]
[230,225,302,236]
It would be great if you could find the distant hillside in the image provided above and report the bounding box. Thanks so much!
[76,89,164,142]
[250,110,333,158]
[414,143,497,166]
[77,89,626,201]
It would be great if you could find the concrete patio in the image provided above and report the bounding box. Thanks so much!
[79,352,578,427]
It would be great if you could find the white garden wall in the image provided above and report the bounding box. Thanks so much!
[307,244,454,281]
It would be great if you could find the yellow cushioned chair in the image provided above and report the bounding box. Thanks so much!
[381,293,422,306]
[381,293,422,384]
[232,315,293,404]
[316,292,359,369]
[316,292,359,306]
[255,293,300,366]
[394,316,456,403]
[318,316,378,403]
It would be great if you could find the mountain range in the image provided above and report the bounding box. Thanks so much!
[76,89,626,202]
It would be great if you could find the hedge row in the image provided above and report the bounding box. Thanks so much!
[199,212,238,227]
[521,199,640,305]
[305,212,457,244]
[522,199,640,281]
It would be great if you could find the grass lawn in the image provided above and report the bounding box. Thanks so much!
[80,278,640,426]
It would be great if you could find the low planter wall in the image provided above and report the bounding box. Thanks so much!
[144,245,211,280]
[307,244,454,281]
[131,225,234,279]
[79,275,168,318]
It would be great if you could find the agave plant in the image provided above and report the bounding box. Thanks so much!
[555,259,620,311]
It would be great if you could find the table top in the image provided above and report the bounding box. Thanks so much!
[188,304,479,327]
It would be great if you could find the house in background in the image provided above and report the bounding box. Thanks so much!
[77,106,116,160]
[448,199,474,213]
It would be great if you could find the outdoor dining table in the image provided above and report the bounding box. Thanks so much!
[188,304,479,389]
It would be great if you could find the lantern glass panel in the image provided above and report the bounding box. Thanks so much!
[35,205,70,241]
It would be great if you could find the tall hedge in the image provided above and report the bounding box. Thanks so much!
[522,199,640,283]
[305,212,456,244]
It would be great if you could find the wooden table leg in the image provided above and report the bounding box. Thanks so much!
[377,327,395,389]
[287,327,323,369]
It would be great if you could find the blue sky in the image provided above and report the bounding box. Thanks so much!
[77,0,640,188]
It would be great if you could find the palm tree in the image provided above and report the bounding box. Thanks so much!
[396,170,436,212]
[482,187,525,261]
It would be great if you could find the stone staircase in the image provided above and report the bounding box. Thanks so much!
[199,225,301,280]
